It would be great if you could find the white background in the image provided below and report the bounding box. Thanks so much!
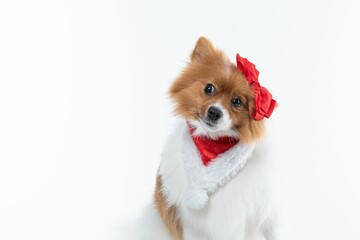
[1,0,360,239]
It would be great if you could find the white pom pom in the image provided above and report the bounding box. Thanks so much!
[185,189,209,209]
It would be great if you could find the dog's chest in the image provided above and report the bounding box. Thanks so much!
[181,158,267,239]
[179,125,255,209]
[160,123,269,239]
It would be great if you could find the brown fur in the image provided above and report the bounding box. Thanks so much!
[154,174,183,240]
[169,37,265,143]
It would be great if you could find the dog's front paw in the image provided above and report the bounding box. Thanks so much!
[185,189,209,209]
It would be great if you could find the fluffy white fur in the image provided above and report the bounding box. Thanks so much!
[135,119,277,240]
[132,203,174,240]
[179,123,255,209]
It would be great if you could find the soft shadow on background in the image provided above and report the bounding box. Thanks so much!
[1,0,360,239]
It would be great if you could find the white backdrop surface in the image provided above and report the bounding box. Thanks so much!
[1,0,360,239]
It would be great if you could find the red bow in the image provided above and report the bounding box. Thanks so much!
[236,54,276,120]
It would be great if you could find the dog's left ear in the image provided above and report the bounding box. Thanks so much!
[191,37,216,63]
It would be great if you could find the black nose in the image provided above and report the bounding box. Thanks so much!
[207,106,223,121]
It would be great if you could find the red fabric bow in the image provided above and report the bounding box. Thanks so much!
[236,54,276,120]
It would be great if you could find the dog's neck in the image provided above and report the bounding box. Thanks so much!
[181,121,255,209]
[186,122,239,166]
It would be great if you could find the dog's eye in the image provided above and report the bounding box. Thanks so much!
[231,98,242,107]
[204,84,215,96]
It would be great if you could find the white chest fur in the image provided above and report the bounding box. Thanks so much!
[182,122,255,209]
[159,120,275,240]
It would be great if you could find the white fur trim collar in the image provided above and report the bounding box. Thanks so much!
[181,124,255,209]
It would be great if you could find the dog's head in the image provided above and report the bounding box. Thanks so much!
[169,37,267,143]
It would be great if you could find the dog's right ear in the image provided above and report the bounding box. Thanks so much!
[191,37,216,63]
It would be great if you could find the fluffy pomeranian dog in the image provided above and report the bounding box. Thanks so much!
[135,37,277,240]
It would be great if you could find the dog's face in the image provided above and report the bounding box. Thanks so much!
[169,37,264,143]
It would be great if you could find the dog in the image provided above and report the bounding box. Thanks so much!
[134,37,277,240]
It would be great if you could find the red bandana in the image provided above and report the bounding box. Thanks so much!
[187,123,239,166]
[236,54,276,120]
